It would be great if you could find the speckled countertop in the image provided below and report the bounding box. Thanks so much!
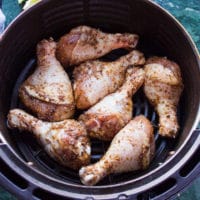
[156,0,200,50]
[0,0,200,200]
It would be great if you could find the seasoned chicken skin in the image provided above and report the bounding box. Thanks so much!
[73,50,145,109]
[79,67,145,141]
[79,115,155,186]
[56,25,139,67]
[19,39,75,122]
[7,109,91,170]
[144,57,184,138]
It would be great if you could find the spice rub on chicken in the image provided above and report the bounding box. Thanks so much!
[144,56,184,138]
[56,25,139,67]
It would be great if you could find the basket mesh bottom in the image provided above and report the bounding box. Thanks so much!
[9,50,177,186]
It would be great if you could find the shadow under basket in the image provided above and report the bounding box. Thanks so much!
[0,0,200,199]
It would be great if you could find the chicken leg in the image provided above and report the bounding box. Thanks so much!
[8,109,91,170]
[79,67,145,141]
[144,56,184,138]
[56,25,139,67]
[73,50,145,109]
[79,115,155,186]
[19,38,75,122]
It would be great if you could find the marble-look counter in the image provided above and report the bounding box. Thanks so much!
[155,0,200,50]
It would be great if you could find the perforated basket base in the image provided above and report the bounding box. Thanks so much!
[9,49,178,186]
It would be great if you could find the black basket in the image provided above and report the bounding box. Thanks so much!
[0,0,200,199]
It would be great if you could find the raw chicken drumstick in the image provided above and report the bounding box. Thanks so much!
[79,67,145,141]
[79,115,155,186]
[56,25,139,67]
[7,109,91,170]
[144,56,184,138]
[19,38,75,122]
[73,50,145,109]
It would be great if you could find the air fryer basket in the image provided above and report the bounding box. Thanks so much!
[0,0,200,199]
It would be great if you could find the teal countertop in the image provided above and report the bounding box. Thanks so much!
[1,0,200,200]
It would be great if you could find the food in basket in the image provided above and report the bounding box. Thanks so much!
[79,67,145,141]
[79,115,155,186]
[19,39,75,122]
[144,57,184,138]
[73,50,145,109]
[56,25,139,67]
[7,25,184,185]
[7,109,91,170]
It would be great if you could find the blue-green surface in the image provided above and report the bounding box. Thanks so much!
[1,0,200,200]
[155,0,200,50]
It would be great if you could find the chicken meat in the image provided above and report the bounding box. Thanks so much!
[19,38,75,122]
[144,56,184,138]
[56,25,139,67]
[79,115,155,186]
[7,109,91,170]
[79,67,145,141]
[73,50,145,109]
